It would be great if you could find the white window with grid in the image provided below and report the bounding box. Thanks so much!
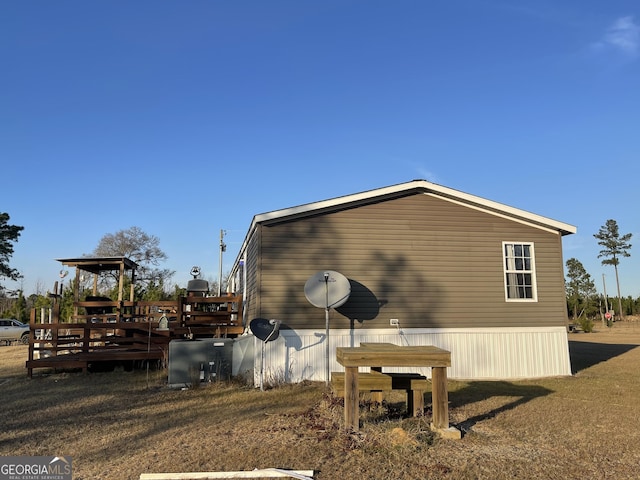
[503,242,537,301]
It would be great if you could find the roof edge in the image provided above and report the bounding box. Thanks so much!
[253,179,577,235]
[231,179,577,273]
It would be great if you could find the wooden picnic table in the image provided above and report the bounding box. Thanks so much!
[335,343,452,433]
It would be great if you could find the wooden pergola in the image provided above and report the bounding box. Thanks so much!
[57,256,139,303]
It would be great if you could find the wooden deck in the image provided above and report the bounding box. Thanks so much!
[27,295,243,377]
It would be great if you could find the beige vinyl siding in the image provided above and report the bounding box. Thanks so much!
[249,193,568,330]
[242,226,262,326]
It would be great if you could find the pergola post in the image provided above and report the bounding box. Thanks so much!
[73,266,80,319]
[129,268,136,302]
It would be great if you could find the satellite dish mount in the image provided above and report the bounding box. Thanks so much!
[304,270,351,385]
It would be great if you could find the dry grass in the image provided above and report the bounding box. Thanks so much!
[2,320,640,479]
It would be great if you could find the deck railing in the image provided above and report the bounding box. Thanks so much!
[26,295,243,377]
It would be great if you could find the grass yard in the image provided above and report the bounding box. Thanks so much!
[1,320,640,479]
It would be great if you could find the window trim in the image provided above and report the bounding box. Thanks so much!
[502,241,538,302]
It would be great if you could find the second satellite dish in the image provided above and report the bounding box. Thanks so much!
[249,318,281,342]
[304,270,351,309]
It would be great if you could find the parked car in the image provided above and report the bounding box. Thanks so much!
[0,318,30,345]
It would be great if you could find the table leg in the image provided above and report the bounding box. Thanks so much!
[370,366,383,406]
[344,366,359,431]
[431,367,449,429]
[408,389,424,417]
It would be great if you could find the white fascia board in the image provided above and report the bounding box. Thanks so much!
[253,179,577,235]
[252,181,414,224]
[423,182,577,235]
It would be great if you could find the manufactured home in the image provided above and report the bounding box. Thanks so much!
[230,180,576,383]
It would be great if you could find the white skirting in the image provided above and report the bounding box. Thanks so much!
[232,327,572,385]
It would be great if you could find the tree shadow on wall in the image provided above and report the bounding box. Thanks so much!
[258,220,445,329]
[333,255,445,330]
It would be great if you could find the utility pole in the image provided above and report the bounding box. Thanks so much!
[218,229,226,297]
[602,274,610,326]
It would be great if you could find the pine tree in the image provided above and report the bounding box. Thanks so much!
[594,219,632,320]
[0,213,25,292]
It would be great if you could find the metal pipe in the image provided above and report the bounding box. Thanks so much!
[324,272,330,386]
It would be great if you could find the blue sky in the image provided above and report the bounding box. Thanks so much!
[2,1,639,299]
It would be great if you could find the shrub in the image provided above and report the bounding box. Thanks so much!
[579,317,594,333]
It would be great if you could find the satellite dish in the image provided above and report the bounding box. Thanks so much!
[304,270,351,386]
[250,318,282,391]
[249,318,281,343]
[304,271,351,309]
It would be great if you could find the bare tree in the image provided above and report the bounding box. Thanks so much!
[594,219,632,320]
[91,226,174,294]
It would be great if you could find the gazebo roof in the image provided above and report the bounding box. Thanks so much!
[57,256,139,274]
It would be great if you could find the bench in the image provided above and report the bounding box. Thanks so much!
[387,373,430,416]
[331,371,430,416]
[331,371,392,399]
